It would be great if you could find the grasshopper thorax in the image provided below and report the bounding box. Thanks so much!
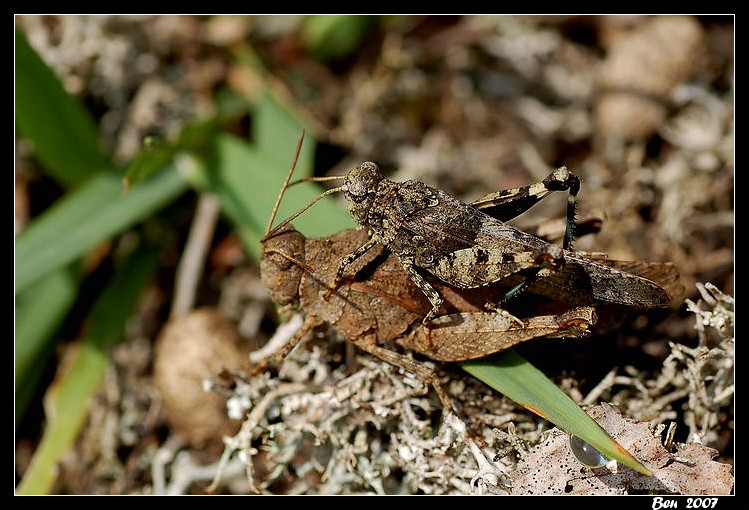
[344,162,384,225]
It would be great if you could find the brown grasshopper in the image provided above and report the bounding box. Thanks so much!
[257,136,604,408]
[260,219,679,410]
[258,142,678,410]
[260,225,597,409]
[269,153,673,324]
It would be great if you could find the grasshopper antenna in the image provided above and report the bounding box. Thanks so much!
[263,184,346,241]
[265,130,307,238]
[287,174,346,187]
[262,132,348,241]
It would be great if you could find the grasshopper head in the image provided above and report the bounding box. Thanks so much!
[260,225,306,306]
[344,162,383,225]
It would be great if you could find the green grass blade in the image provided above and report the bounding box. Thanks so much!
[253,92,315,175]
[15,269,78,423]
[461,350,652,476]
[124,94,251,189]
[15,27,109,187]
[123,143,176,188]
[15,167,188,293]
[16,244,160,495]
[211,133,354,260]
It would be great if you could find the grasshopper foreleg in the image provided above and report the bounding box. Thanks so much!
[250,315,321,376]
[327,236,379,298]
[401,254,444,325]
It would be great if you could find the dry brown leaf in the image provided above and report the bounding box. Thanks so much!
[509,402,733,495]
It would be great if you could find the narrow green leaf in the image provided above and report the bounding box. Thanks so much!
[15,27,109,187]
[15,269,78,423]
[16,244,160,495]
[123,142,176,188]
[124,94,251,189]
[15,167,188,293]
[211,133,354,260]
[461,350,652,476]
[213,88,253,123]
[253,92,314,176]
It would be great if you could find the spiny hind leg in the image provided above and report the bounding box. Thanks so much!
[482,244,565,317]
[482,268,546,327]
[431,246,555,289]
[471,167,580,249]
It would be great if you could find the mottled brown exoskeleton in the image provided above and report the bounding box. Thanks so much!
[270,160,674,324]
[260,225,597,409]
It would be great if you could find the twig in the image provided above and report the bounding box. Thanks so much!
[170,193,220,319]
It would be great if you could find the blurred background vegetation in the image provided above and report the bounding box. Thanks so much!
[15,15,733,494]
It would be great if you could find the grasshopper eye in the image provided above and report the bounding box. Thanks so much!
[348,180,368,203]
[346,162,382,203]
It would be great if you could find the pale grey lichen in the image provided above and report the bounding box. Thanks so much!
[210,343,513,494]
[582,283,733,443]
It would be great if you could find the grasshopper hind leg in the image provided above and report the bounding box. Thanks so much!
[471,166,581,249]
[484,244,566,324]
[559,172,580,249]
